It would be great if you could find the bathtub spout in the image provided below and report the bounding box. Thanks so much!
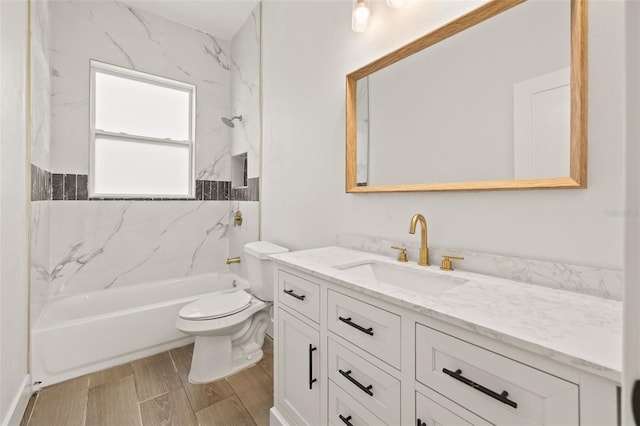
[226,257,241,264]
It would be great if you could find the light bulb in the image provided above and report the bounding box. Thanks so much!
[352,0,370,33]
[386,0,405,8]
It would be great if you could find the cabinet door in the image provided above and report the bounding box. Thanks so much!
[277,308,320,426]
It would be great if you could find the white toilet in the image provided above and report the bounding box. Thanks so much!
[175,241,288,383]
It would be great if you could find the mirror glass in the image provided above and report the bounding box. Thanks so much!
[347,0,586,192]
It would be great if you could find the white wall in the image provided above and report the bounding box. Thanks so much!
[262,0,625,270]
[0,0,30,423]
[623,0,639,422]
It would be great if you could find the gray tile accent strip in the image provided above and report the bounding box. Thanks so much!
[196,180,203,200]
[31,164,258,202]
[76,175,88,200]
[31,164,52,201]
[248,177,259,201]
[52,174,64,200]
[63,174,76,200]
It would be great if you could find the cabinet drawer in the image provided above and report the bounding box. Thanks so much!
[416,389,491,426]
[328,290,401,369]
[328,339,400,425]
[278,270,320,323]
[416,324,579,425]
[329,380,386,426]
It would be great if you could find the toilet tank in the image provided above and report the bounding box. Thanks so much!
[243,241,289,301]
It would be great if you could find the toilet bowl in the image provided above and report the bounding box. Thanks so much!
[175,241,288,383]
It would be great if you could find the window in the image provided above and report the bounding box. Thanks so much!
[90,61,196,198]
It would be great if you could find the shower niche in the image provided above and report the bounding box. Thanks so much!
[232,153,248,188]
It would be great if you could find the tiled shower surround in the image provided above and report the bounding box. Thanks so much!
[30,165,258,202]
[29,1,262,323]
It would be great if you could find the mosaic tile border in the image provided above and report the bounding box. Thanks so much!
[31,164,259,202]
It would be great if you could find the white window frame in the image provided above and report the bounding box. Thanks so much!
[89,60,196,199]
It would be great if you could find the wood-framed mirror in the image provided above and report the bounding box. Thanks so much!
[346,0,587,193]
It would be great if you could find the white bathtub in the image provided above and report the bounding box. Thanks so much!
[31,272,248,389]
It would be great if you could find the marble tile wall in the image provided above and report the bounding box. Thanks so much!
[337,233,624,301]
[50,0,231,179]
[30,0,51,172]
[31,202,51,321]
[228,5,262,263]
[25,1,261,316]
[44,201,234,296]
[30,0,51,322]
[228,201,261,277]
[230,5,261,180]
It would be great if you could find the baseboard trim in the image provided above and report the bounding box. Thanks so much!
[2,375,32,426]
[269,407,289,426]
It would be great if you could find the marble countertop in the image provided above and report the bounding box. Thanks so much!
[271,246,622,383]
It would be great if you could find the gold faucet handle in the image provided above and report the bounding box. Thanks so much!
[391,246,408,262]
[441,255,464,271]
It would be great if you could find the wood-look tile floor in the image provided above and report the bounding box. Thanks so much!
[21,337,273,426]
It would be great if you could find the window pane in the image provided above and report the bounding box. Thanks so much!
[95,71,190,140]
[94,137,190,196]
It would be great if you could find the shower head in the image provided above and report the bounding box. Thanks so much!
[221,115,243,128]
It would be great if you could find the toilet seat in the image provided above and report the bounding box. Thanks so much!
[179,290,252,321]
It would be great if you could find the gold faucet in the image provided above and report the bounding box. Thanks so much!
[226,257,241,264]
[391,246,408,262]
[440,255,464,271]
[409,214,429,266]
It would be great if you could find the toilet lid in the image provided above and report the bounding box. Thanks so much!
[179,290,252,320]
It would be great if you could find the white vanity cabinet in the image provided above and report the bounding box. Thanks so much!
[271,264,619,426]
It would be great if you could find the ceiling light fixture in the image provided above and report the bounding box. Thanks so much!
[352,0,370,33]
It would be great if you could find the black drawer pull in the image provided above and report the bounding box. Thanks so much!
[442,368,518,409]
[308,344,317,390]
[338,316,374,336]
[339,414,353,426]
[633,380,640,425]
[284,289,305,300]
[416,419,426,426]
[338,369,374,396]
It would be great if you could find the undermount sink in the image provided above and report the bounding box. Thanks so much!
[334,260,467,297]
